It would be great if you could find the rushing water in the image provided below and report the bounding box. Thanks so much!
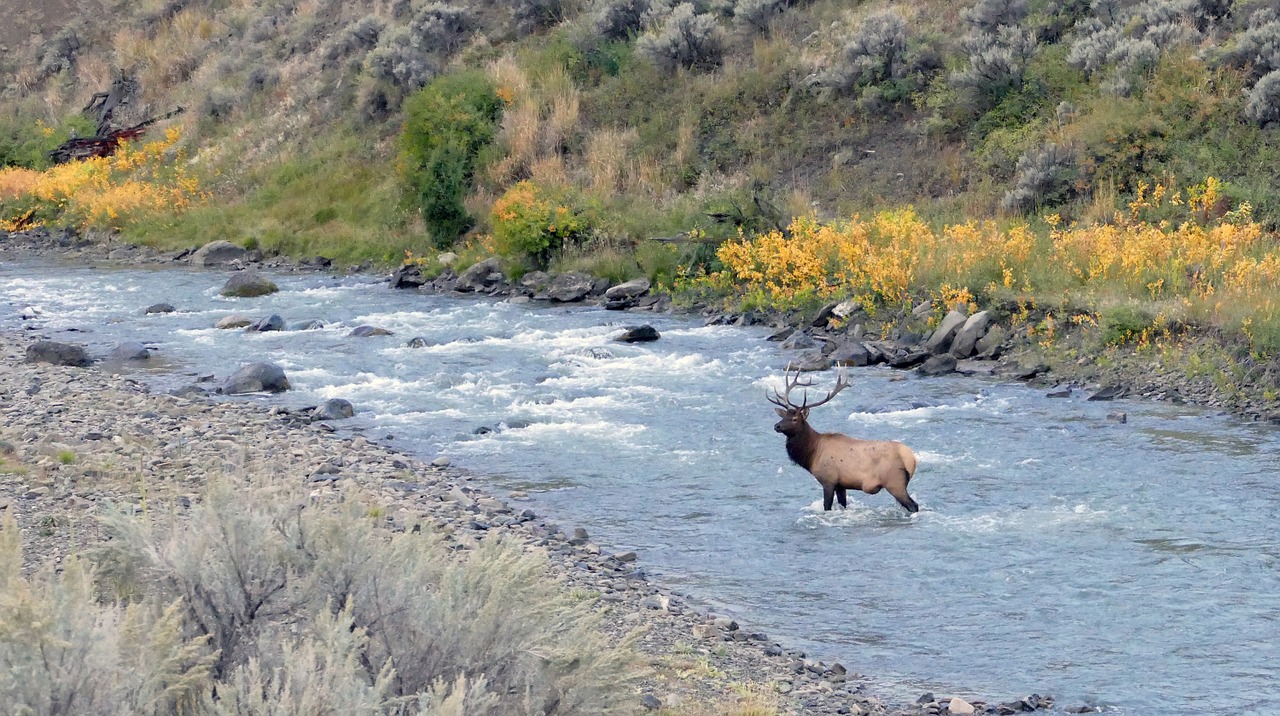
[2,261,1278,714]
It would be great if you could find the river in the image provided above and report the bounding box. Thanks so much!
[2,261,1277,715]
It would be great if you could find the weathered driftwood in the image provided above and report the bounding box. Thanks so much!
[47,106,185,165]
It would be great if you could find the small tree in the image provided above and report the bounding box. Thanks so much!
[399,72,504,246]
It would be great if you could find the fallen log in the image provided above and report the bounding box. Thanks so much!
[47,107,185,165]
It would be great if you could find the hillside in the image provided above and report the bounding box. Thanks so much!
[6,2,1280,381]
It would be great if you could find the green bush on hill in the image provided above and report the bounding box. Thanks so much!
[399,71,504,247]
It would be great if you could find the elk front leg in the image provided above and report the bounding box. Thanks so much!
[822,484,835,511]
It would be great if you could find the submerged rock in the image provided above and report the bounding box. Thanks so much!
[349,325,393,337]
[311,398,355,422]
[111,342,151,360]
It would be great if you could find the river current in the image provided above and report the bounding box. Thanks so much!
[2,262,1277,714]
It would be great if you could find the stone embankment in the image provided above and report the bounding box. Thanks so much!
[0,328,1067,716]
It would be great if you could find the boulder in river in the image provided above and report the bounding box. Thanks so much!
[220,271,279,298]
[245,314,285,332]
[111,341,151,360]
[215,314,254,329]
[190,240,249,266]
[221,362,290,394]
[614,325,660,343]
[406,336,430,348]
[349,325,393,337]
[290,319,325,331]
[311,398,355,422]
[829,340,871,367]
[25,340,93,367]
[144,302,175,314]
[604,277,651,301]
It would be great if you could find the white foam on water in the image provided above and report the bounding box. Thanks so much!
[844,396,1014,427]
[923,502,1116,535]
[915,449,968,465]
[513,393,634,417]
[794,500,912,528]
[455,419,650,451]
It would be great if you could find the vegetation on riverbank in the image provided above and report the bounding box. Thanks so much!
[4,0,1280,396]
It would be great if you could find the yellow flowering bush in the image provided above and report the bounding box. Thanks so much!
[490,180,588,268]
[0,127,204,232]
[707,208,1037,311]
[700,177,1280,352]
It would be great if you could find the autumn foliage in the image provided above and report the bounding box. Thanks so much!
[0,128,203,231]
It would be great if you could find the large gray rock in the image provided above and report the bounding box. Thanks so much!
[215,314,254,329]
[614,325,660,343]
[924,310,968,354]
[455,258,504,293]
[390,264,426,289]
[349,325,393,337]
[145,302,175,314]
[830,341,871,367]
[25,341,93,367]
[311,398,355,422]
[916,353,957,376]
[975,324,1008,358]
[950,311,993,358]
[780,331,817,350]
[111,342,151,360]
[245,314,285,332]
[191,240,248,266]
[290,319,325,331]
[605,277,651,300]
[222,362,290,394]
[518,270,551,292]
[545,272,595,302]
[220,271,279,298]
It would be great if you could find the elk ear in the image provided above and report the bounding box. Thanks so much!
[774,408,788,418]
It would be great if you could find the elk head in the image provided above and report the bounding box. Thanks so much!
[766,366,850,436]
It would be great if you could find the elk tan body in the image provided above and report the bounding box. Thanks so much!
[769,368,920,513]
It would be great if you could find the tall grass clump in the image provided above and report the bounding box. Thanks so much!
[399,71,504,246]
[0,473,645,714]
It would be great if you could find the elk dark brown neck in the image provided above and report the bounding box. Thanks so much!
[784,423,818,470]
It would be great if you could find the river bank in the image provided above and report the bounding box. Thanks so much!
[5,225,1276,427]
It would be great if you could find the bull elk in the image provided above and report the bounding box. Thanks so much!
[768,367,920,513]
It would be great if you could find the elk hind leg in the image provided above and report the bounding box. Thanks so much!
[822,484,835,511]
[886,478,918,514]
[835,486,848,509]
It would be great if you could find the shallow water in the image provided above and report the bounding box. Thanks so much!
[3,261,1278,714]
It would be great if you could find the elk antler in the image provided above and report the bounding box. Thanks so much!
[767,365,850,410]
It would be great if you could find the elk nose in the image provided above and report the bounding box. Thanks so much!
[773,421,785,432]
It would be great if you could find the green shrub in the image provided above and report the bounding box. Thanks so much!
[0,114,95,170]
[1101,305,1155,345]
[399,71,503,247]
[491,180,591,268]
